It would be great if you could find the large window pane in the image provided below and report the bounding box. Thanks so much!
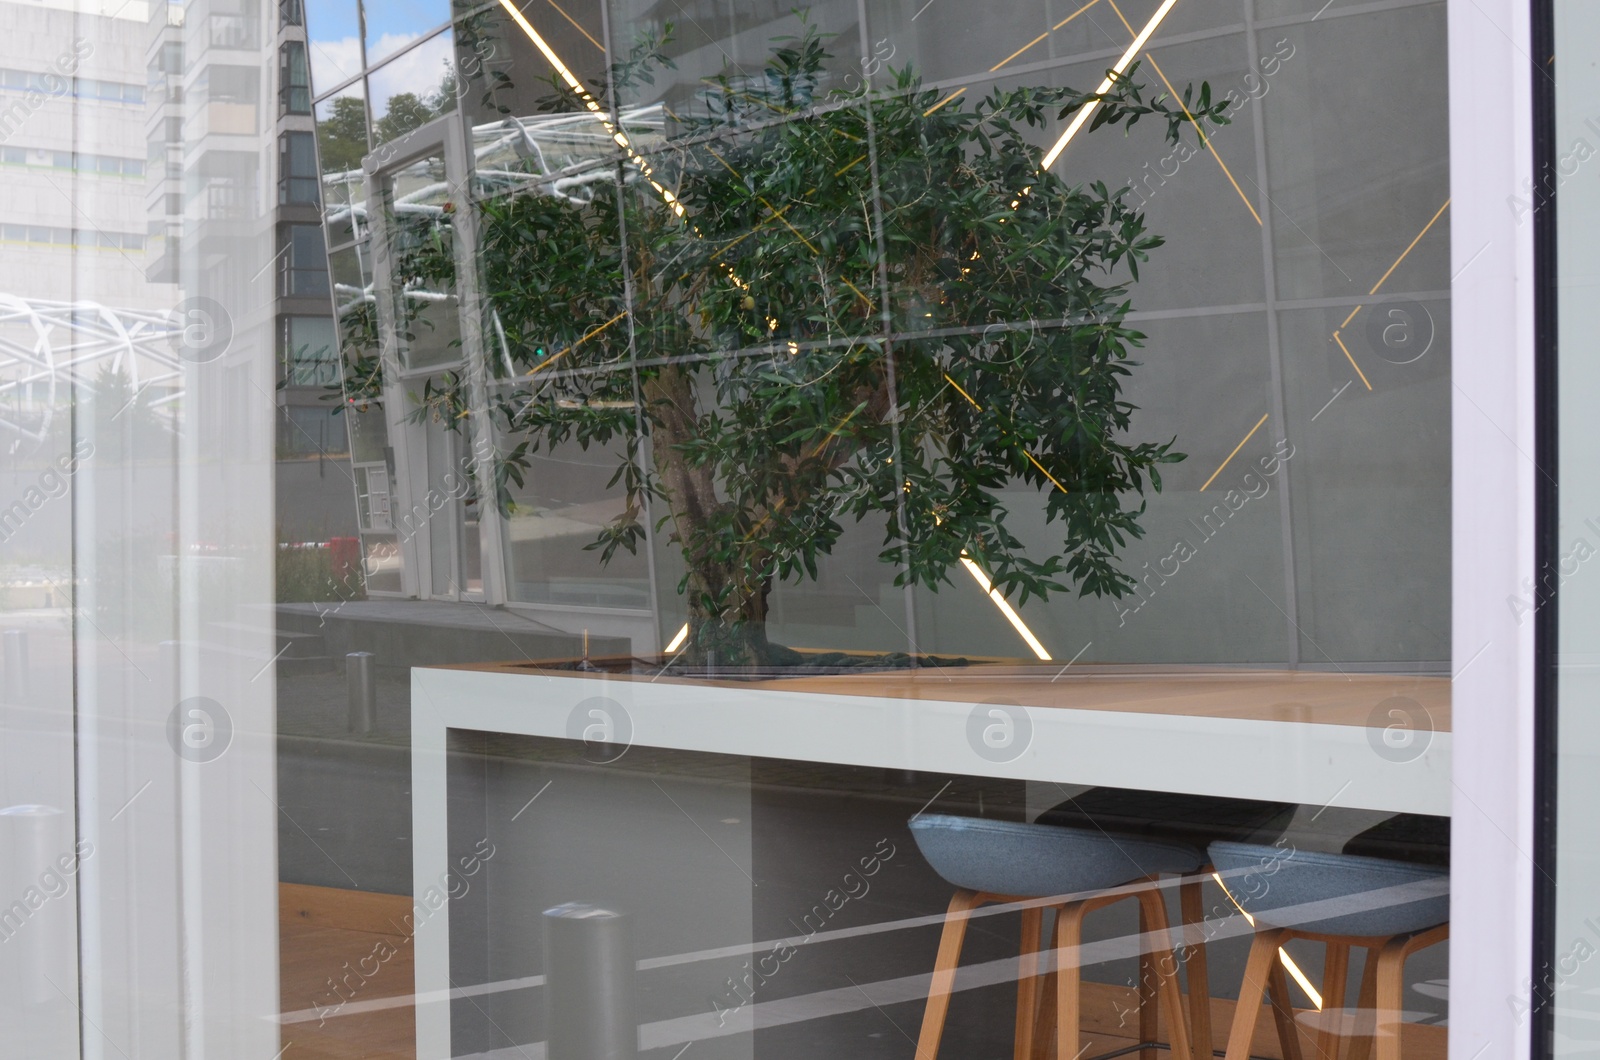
[1552,0,1600,1050]
[288,1,1458,1057]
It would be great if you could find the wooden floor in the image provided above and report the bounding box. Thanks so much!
[279,884,416,1060]
[276,884,1446,1059]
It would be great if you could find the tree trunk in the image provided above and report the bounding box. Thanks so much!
[642,364,778,668]
[684,572,775,669]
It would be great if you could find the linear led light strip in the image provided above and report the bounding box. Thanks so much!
[1213,871,1325,1010]
[1040,0,1182,171]
[959,554,1052,660]
[496,0,684,217]
[497,0,772,312]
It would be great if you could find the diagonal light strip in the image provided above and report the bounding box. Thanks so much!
[496,0,684,217]
[991,0,1104,71]
[1367,199,1450,296]
[1331,330,1373,391]
[1041,0,1182,170]
[540,0,603,51]
[1138,48,1262,225]
[1212,872,1324,1010]
[1199,412,1267,492]
[960,554,1052,660]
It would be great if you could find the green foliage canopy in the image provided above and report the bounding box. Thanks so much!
[373,25,1227,665]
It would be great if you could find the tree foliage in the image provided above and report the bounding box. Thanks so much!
[378,24,1227,666]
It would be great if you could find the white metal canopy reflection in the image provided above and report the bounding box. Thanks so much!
[0,295,184,448]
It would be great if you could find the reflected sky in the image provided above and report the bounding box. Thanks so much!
[366,0,451,65]
[306,0,453,96]
[307,0,364,95]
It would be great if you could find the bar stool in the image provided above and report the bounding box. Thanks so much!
[1037,787,1297,1056]
[909,813,1201,1060]
[1209,840,1449,1060]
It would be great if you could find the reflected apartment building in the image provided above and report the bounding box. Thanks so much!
[0,0,350,587]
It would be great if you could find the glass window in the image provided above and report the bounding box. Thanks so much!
[314,87,370,247]
[1551,0,1600,1047]
[283,315,339,386]
[391,0,1456,1054]
[206,63,259,103]
[0,0,1481,1056]
[277,130,318,204]
[367,30,457,145]
[282,223,329,296]
[279,40,310,114]
[306,0,362,95]
[365,0,450,67]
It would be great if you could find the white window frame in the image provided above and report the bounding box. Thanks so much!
[1448,0,1539,1056]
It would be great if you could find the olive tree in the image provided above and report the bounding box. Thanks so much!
[379,26,1226,666]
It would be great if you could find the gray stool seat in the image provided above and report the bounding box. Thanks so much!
[909,813,1204,1060]
[1208,840,1449,938]
[910,813,1203,897]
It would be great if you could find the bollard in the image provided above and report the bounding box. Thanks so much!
[346,651,377,734]
[0,804,65,1006]
[544,903,637,1060]
[3,630,28,703]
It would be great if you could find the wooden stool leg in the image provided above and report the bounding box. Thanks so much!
[1179,879,1213,1060]
[915,889,983,1060]
[1139,897,1159,1060]
[1136,887,1195,1060]
[1265,946,1306,1060]
[1223,930,1282,1060]
[1054,901,1091,1060]
[1346,947,1379,1060]
[1016,904,1044,1060]
[1373,935,1410,1060]
[1319,942,1352,1060]
[1031,909,1058,1060]
[1032,971,1057,1060]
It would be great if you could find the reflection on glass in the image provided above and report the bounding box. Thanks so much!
[377,151,463,373]
[299,1,1458,1054]
[306,0,364,94]
[329,243,377,372]
[318,86,370,248]
[366,0,451,66]
[282,223,330,296]
[369,30,458,144]
[283,315,340,386]
[453,0,607,127]
[498,437,652,609]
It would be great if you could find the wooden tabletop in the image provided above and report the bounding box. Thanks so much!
[444,661,1451,731]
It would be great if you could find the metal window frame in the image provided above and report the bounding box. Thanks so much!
[363,112,506,604]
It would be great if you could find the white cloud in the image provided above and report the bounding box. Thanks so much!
[368,31,425,67]
[308,35,363,97]
[308,31,450,106]
[368,34,456,113]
